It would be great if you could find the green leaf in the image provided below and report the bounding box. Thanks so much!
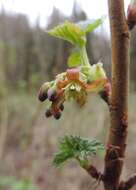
[53,135,105,167]
[77,18,104,33]
[48,21,86,47]
[67,51,82,67]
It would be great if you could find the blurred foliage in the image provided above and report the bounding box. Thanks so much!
[0,176,38,190]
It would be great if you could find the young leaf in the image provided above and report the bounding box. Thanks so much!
[48,21,86,47]
[78,18,104,33]
[67,51,82,67]
[53,135,104,167]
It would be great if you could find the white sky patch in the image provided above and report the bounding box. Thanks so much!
[0,0,131,33]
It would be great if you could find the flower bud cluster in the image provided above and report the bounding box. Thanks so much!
[38,81,65,119]
[38,62,110,119]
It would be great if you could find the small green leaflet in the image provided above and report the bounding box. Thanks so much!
[77,17,105,33]
[53,135,105,168]
[67,51,82,67]
[48,21,86,47]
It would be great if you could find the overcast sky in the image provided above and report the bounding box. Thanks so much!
[0,0,131,33]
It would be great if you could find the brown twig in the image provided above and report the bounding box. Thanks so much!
[84,165,104,181]
[103,0,130,189]
[119,174,136,190]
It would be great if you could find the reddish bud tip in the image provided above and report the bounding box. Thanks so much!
[54,112,61,120]
[45,109,52,117]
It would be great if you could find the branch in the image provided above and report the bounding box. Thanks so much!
[119,174,136,190]
[84,165,104,181]
[104,0,130,189]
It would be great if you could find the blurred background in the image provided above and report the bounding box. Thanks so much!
[0,0,136,189]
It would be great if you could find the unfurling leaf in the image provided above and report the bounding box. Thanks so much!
[48,21,86,47]
[53,135,105,167]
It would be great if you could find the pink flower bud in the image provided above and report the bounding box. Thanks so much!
[66,68,80,80]
[127,3,136,29]
[47,88,58,102]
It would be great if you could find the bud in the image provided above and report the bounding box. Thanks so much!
[38,88,48,102]
[45,109,52,118]
[127,0,136,30]
[99,81,111,105]
[54,112,61,120]
[47,88,58,102]
[104,81,111,95]
[66,68,80,80]
[38,82,50,102]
